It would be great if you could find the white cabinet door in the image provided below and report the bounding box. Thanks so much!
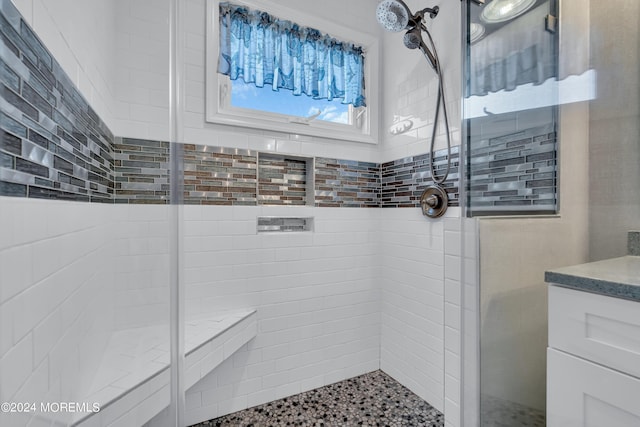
[549,285,640,378]
[547,348,640,427]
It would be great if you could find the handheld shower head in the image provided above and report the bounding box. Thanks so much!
[403,27,438,70]
[376,0,440,32]
[376,0,412,32]
[403,27,422,49]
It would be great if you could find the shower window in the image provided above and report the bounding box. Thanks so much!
[205,0,380,144]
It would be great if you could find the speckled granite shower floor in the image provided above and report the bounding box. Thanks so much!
[190,370,444,427]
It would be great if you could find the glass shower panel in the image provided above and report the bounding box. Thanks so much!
[463,1,560,427]
[464,0,640,426]
[0,0,176,425]
[465,0,559,216]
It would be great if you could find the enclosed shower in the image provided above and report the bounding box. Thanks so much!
[0,0,459,425]
[0,0,638,426]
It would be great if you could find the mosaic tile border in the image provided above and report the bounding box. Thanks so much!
[0,0,115,202]
[315,157,380,208]
[182,145,257,206]
[467,124,557,214]
[381,146,460,208]
[4,129,462,209]
[113,137,170,204]
[111,143,461,208]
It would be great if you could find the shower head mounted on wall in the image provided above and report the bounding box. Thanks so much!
[376,0,439,32]
[376,0,412,32]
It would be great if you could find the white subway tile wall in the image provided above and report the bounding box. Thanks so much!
[379,207,461,419]
[113,0,170,140]
[444,216,463,427]
[182,205,382,425]
[0,198,173,427]
[113,204,171,331]
[0,197,116,426]
[379,1,463,424]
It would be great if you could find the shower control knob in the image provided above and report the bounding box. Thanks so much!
[423,194,439,208]
[420,185,449,218]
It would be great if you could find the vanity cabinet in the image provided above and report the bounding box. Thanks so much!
[547,284,640,427]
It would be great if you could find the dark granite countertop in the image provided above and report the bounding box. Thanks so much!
[545,256,640,302]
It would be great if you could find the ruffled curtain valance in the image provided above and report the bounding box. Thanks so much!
[218,2,366,107]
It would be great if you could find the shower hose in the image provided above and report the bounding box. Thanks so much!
[423,24,451,185]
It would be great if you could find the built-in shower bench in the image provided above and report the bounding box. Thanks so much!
[71,310,257,427]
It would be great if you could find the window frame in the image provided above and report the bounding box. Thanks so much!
[205,0,380,144]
